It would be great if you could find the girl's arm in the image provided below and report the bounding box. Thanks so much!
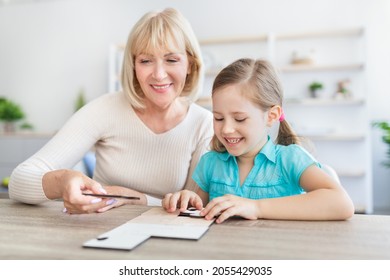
[201,165,354,223]
[256,165,355,220]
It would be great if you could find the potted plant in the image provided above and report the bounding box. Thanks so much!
[75,88,86,112]
[19,122,34,132]
[373,121,390,167]
[309,81,324,98]
[0,97,25,133]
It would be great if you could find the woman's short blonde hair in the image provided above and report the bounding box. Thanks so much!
[121,8,204,108]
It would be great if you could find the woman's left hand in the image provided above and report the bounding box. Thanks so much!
[201,194,259,223]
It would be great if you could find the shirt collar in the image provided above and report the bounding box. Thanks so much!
[216,136,277,164]
[257,136,276,164]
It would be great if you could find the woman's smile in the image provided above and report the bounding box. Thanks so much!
[151,83,172,92]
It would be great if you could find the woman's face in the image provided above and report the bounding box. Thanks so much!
[135,48,190,111]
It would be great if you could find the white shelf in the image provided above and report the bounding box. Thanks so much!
[302,133,366,141]
[206,63,364,77]
[285,98,365,106]
[279,63,364,72]
[196,97,366,107]
[336,170,366,178]
[199,34,268,45]
[199,28,363,45]
[275,27,363,40]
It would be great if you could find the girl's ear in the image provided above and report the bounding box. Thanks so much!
[267,105,282,126]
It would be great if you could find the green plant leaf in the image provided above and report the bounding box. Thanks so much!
[373,120,390,168]
[0,98,25,122]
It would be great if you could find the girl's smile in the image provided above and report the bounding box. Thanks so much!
[225,137,243,144]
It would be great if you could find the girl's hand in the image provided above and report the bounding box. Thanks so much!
[201,194,259,223]
[162,190,203,213]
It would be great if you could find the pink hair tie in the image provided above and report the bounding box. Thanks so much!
[279,112,285,122]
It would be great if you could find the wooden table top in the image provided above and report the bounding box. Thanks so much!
[1,199,389,260]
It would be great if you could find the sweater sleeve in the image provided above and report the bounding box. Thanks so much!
[8,95,107,204]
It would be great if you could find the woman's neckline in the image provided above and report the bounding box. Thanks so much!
[131,100,191,135]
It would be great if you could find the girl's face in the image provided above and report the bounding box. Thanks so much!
[212,84,272,159]
[135,48,190,111]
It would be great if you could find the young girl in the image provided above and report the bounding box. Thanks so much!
[163,58,355,223]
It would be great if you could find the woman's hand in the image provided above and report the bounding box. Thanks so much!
[42,169,105,214]
[162,190,203,213]
[201,194,259,223]
[43,169,146,214]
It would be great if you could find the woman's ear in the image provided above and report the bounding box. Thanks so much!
[267,105,282,126]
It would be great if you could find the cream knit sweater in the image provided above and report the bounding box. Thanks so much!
[9,92,213,206]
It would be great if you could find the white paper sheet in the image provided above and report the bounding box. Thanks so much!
[83,207,214,250]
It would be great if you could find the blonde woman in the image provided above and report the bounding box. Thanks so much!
[9,8,213,214]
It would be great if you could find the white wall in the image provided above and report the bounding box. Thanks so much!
[1,0,389,208]
[364,0,390,209]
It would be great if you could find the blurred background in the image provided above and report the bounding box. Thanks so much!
[0,0,389,213]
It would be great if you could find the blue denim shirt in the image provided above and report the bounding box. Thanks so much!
[193,137,320,201]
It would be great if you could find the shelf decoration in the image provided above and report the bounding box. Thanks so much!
[334,79,352,99]
[308,81,324,98]
[291,49,316,65]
